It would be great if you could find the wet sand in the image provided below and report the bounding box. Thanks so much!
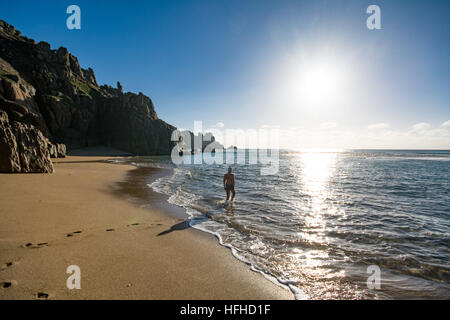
[0,156,292,299]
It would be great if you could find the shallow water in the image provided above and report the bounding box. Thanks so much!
[119,150,450,299]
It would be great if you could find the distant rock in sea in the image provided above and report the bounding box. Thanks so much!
[0,19,185,173]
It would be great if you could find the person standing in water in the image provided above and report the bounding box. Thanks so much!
[223,166,236,201]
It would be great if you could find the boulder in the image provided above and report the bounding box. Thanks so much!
[12,120,54,173]
[48,142,66,158]
[56,143,66,158]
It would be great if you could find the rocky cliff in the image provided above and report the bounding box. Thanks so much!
[0,20,176,173]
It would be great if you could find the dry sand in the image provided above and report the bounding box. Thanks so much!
[0,156,292,299]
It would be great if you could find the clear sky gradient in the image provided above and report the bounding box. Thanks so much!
[1,0,449,149]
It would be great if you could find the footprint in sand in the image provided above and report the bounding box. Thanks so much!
[127,223,140,227]
[1,261,17,271]
[127,223,164,230]
[0,280,17,288]
[66,230,82,237]
[36,292,50,299]
[22,242,48,249]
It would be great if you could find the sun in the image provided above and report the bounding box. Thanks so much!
[283,58,348,110]
[300,65,340,104]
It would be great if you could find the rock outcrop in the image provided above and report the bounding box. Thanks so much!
[0,110,54,173]
[0,55,62,173]
[0,19,182,172]
[0,110,21,172]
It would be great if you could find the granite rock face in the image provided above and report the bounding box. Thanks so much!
[97,92,174,155]
[0,110,21,172]
[0,56,61,173]
[10,118,55,173]
[0,110,54,173]
[0,19,179,172]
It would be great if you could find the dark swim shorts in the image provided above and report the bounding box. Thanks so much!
[225,184,234,191]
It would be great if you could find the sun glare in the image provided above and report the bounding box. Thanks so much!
[300,65,340,104]
[282,57,349,110]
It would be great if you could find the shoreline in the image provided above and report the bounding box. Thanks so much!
[114,164,303,299]
[0,156,292,300]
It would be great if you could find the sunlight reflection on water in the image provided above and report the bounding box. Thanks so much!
[135,149,450,299]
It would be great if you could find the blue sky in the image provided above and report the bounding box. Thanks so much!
[1,0,449,148]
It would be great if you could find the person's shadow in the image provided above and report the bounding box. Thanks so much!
[157,217,204,236]
[157,204,235,236]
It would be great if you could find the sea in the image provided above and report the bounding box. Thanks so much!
[117,149,450,299]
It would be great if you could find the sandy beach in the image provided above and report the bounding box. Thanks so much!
[0,156,292,300]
